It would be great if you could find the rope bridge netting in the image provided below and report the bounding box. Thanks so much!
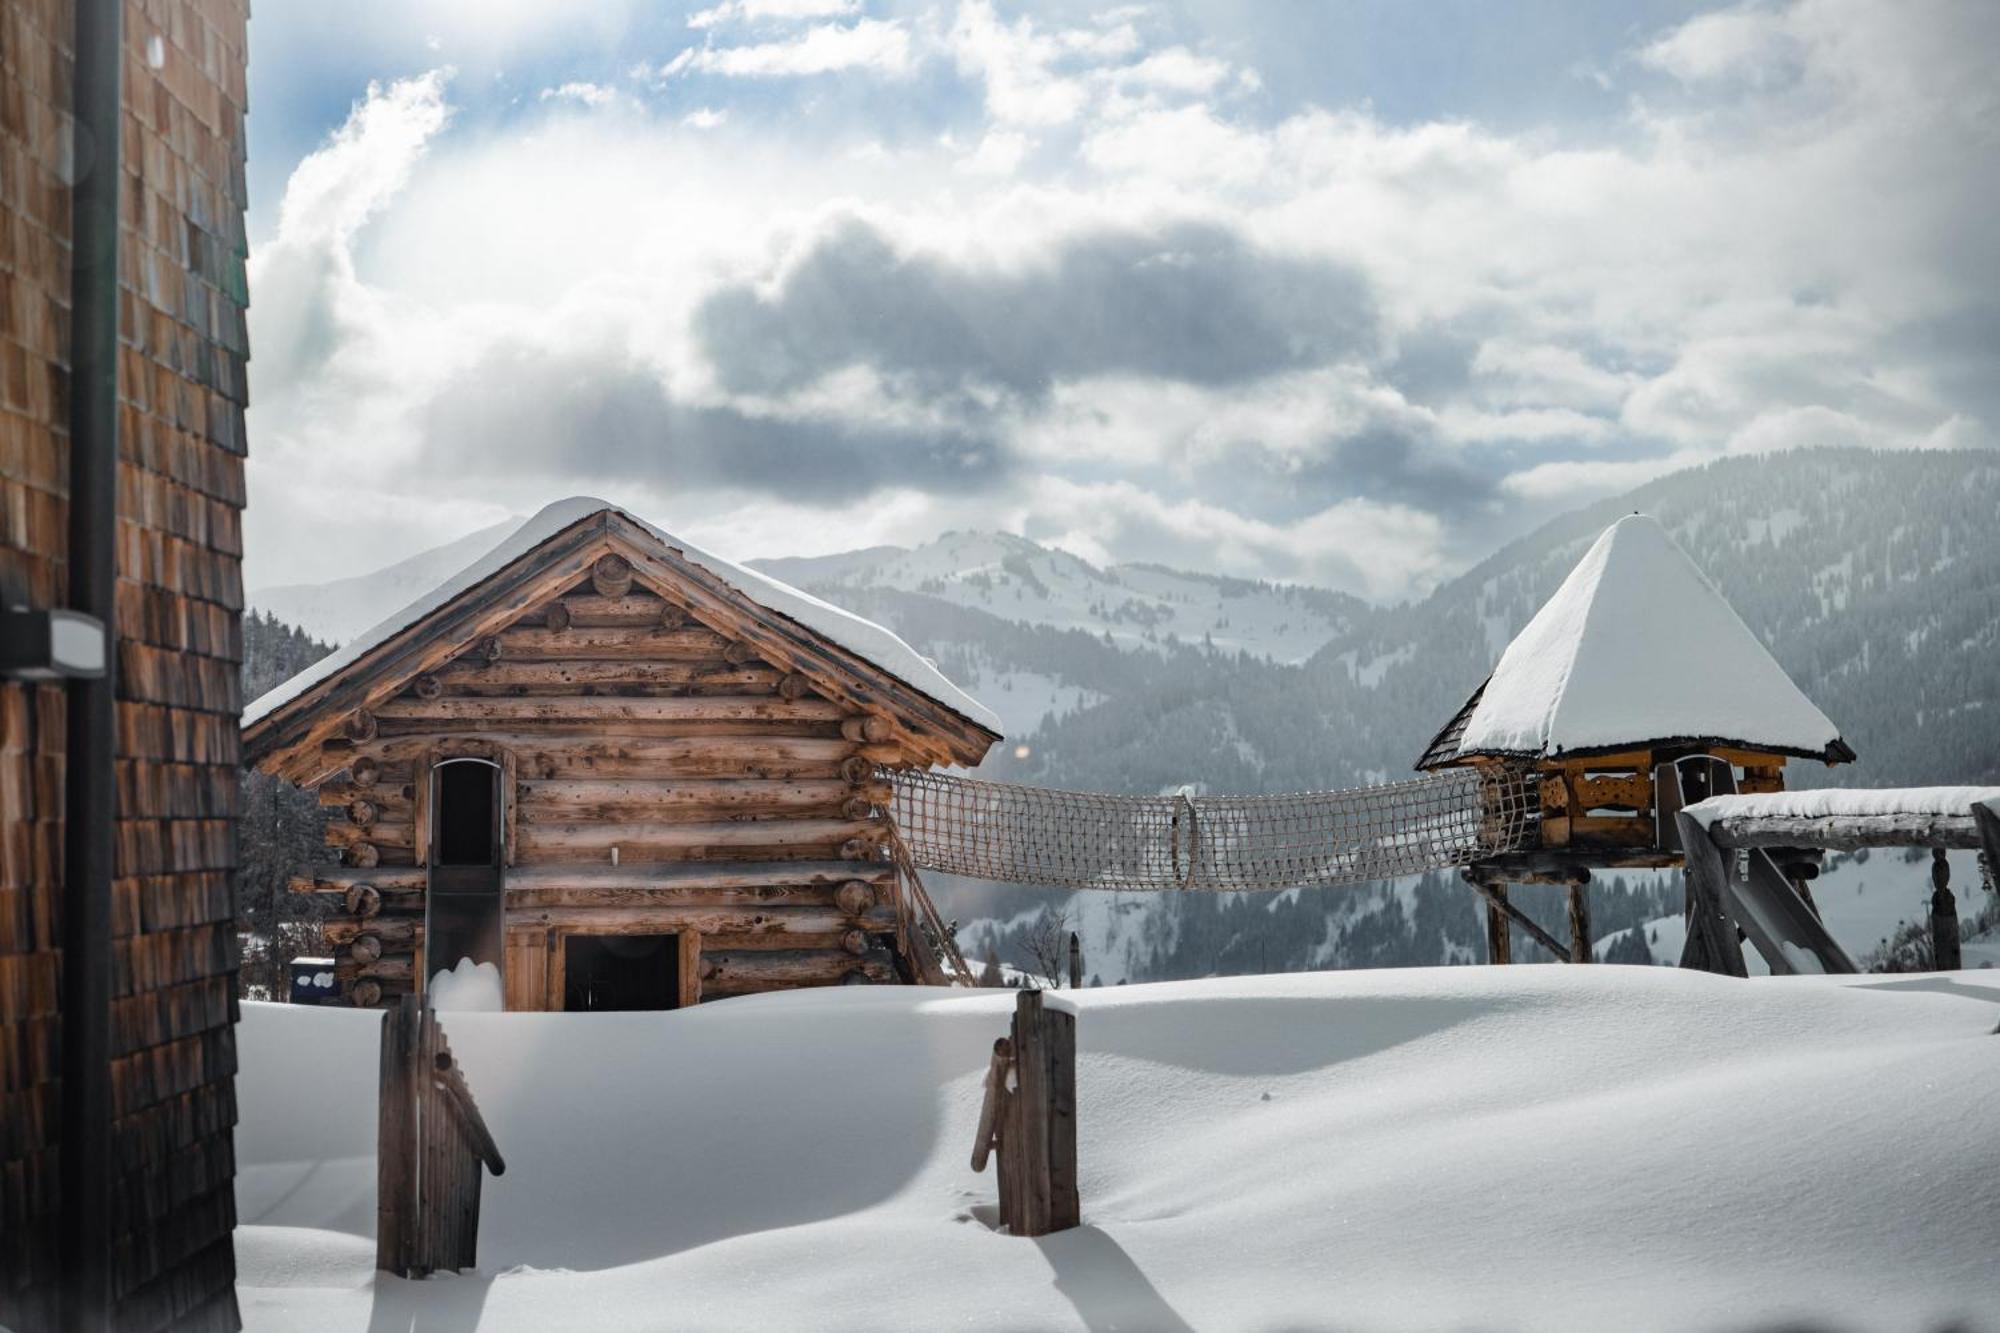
[886,767,1536,893]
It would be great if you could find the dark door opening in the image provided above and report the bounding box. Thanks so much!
[426,758,505,994]
[564,935,681,1011]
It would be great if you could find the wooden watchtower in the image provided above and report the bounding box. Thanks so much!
[243,499,1001,1011]
[1415,514,1854,961]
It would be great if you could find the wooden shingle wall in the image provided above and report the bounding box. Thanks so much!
[1,0,250,1327]
[107,1,250,1327]
[1,0,82,1325]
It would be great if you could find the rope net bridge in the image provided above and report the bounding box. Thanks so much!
[886,767,1536,894]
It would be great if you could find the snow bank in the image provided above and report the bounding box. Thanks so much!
[1458,514,1844,761]
[236,968,2000,1332]
[244,497,1000,736]
[429,957,503,1013]
[1686,786,2000,827]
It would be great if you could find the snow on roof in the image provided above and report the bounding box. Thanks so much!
[243,498,1001,736]
[1684,787,2000,828]
[1456,513,1844,761]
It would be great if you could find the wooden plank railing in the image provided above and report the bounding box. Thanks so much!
[378,996,506,1278]
[885,819,975,986]
[970,989,1078,1236]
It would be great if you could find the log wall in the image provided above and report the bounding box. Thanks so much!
[295,577,912,1010]
[0,1,251,1328]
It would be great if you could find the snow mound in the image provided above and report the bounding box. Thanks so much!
[429,957,504,1012]
[235,968,2000,1331]
[1459,513,1844,761]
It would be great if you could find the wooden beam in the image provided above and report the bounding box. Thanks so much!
[514,818,877,860]
[506,904,897,937]
[432,659,782,695]
[490,625,730,662]
[1975,800,2000,891]
[1675,812,1748,978]
[1464,874,1569,963]
[373,696,846,727]
[1706,811,1986,852]
[517,777,857,820]
[1567,882,1592,963]
[1930,848,1961,972]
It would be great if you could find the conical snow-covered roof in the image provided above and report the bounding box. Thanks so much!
[1436,514,1848,765]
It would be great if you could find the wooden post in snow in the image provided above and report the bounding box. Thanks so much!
[1930,848,1961,972]
[1676,812,1748,978]
[971,989,1078,1236]
[376,996,419,1275]
[1067,931,1082,990]
[1566,881,1592,963]
[1973,799,2000,900]
[1484,882,1511,965]
[377,995,505,1277]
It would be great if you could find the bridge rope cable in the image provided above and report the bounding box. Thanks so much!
[886,767,1535,893]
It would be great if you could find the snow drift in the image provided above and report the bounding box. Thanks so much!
[235,969,2000,1331]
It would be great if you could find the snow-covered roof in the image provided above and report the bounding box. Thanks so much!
[1453,513,1846,762]
[243,497,1001,736]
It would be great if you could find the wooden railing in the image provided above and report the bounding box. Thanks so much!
[971,989,1079,1236]
[377,996,506,1278]
[886,820,976,986]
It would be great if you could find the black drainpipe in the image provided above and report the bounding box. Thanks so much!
[60,0,123,1327]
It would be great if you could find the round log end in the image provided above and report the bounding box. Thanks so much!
[350,934,383,965]
[778,672,812,701]
[350,758,380,788]
[841,929,869,957]
[545,600,572,632]
[840,968,873,986]
[344,882,382,918]
[840,756,875,785]
[592,553,633,598]
[834,880,875,916]
[839,838,874,861]
[343,710,377,742]
[412,674,443,701]
[480,636,504,664]
[840,795,875,821]
[842,715,893,744]
[349,842,380,869]
[723,640,755,666]
[659,602,687,629]
[350,979,383,1008]
[347,799,377,828]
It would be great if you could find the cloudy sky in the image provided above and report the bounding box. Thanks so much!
[242,0,1997,601]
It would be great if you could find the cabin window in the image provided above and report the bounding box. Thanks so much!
[564,934,681,1012]
[435,761,499,866]
[425,758,506,1001]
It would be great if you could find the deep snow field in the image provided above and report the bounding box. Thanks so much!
[235,968,2000,1332]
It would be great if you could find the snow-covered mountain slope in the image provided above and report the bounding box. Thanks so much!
[756,531,1362,666]
[248,517,521,646]
[234,971,2000,1331]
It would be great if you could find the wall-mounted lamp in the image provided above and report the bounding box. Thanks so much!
[0,608,108,680]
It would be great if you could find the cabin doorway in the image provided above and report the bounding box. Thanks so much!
[425,757,506,998]
[563,935,682,1011]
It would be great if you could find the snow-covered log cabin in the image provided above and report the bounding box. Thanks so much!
[243,499,1002,1011]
